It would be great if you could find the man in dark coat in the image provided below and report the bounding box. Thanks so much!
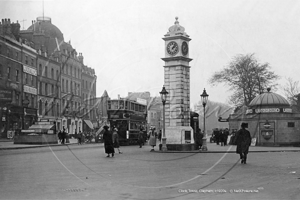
[102,126,115,157]
[234,123,252,164]
[194,128,203,150]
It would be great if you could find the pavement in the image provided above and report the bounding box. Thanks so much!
[1,137,300,152]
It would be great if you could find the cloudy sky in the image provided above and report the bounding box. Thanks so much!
[1,0,300,107]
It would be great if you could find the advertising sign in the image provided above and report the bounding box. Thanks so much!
[23,65,37,76]
[0,90,12,101]
[246,108,292,114]
[24,85,37,95]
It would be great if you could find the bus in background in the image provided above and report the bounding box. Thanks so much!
[107,99,147,145]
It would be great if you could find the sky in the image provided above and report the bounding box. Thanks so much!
[1,0,300,108]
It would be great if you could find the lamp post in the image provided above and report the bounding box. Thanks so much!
[160,86,168,151]
[200,88,209,151]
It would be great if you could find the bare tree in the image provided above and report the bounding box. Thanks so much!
[209,54,279,107]
[282,77,300,105]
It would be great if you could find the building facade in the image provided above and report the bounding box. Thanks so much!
[0,17,97,137]
[0,19,38,138]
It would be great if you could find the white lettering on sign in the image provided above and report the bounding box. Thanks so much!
[23,65,37,76]
[24,85,37,95]
[246,109,253,114]
[283,108,292,113]
[255,108,280,113]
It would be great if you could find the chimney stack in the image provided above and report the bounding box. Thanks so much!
[78,53,84,64]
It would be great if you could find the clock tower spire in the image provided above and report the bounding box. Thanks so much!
[161,17,194,148]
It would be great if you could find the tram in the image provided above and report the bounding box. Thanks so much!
[107,99,147,145]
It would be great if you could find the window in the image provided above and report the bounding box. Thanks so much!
[31,95,34,107]
[39,82,42,95]
[7,67,11,79]
[24,73,27,84]
[39,64,42,76]
[7,48,10,57]
[45,101,48,116]
[45,66,48,77]
[31,75,34,85]
[39,100,43,115]
[52,85,54,96]
[51,102,54,116]
[15,52,18,60]
[62,79,64,92]
[56,70,59,79]
[57,103,59,117]
[16,92,20,105]
[25,55,28,64]
[31,58,34,66]
[45,83,48,94]
[0,45,2,54]
[16,70,19,82]
[66,80,68,92]
[51,68,54,78]
[288,122,295,127]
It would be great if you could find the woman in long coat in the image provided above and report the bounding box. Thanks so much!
[234,123,252,164]
[112,128,122,154]
[148,128,156,151]
[103,126,115,157]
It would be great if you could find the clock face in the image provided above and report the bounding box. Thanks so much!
[166,41,179,56]
[182,41,188,56]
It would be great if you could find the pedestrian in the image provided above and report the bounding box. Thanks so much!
[61,127,66,144]
[148,128,156,151]
[138,127,144,148]
[78,130,83,145]
[102,126,115,157]
[194,128,203,150]
[214,128,220,145]
[220,129,225,146]
[112,128,122,154]
[234,123,252,164]
[224,128,229,146]
[58,130,62,143]
[158,130,162,143]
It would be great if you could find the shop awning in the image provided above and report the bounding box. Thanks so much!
[84,120,94,129]
[29,124,54,130]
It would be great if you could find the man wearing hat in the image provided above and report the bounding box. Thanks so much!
[234,123,252,164]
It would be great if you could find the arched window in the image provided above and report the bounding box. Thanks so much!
[39,100,42,115]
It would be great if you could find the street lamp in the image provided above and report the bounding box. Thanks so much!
[160,86,168,151]
[200,88,209,151]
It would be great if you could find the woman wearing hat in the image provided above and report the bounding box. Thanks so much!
[112,127,122,154]
[103,126,115,157]
[234,123,252,164]
[148,128,157,151]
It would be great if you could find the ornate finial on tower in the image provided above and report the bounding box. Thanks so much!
[167,16,187,36]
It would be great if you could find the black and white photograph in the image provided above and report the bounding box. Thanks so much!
[0,0,300,199]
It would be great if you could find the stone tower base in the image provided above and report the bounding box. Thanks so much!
[165,126,194,144]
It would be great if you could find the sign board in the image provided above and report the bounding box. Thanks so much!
[137,98,147,105]
[246,108,292,114]
[23,65,37,76]
[0,90,12,101]
[24,85,37,95]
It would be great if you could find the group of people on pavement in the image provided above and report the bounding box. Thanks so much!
[212,128,230,146]
[58,128,67,144]
[102,123,252,164]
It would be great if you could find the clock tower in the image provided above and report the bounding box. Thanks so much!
[162,17,194,147]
